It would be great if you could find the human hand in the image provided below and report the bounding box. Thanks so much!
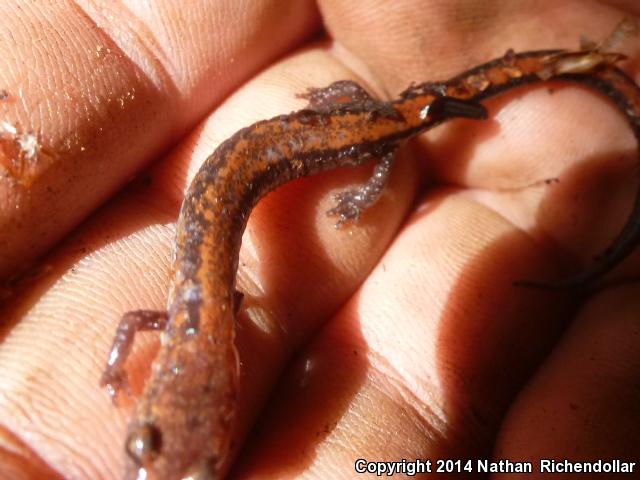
[1,1,639,479]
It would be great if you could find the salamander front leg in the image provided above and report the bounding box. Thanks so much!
[101,310,168,402]
[327,150,395,227]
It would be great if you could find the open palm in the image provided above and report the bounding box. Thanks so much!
[0,1,639,479]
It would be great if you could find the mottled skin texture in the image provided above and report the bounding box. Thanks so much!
[100,47,640,480]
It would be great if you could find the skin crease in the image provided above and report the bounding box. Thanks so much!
[0,2,639,480]
[0,0,319,281]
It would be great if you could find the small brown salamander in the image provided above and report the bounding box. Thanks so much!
[102,44,640,479]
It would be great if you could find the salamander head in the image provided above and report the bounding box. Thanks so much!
[123,332,237,479]
[122,303,238,480]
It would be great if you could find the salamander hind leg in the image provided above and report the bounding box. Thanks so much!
[327,150,395,228]
[298,80,376,110]
[100,309,168,403]
[299,80,405,120]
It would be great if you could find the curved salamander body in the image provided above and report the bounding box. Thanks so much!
[102,45,640,480]
[102,90,487,479]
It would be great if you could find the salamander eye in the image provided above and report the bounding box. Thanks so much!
[126,424,162,464]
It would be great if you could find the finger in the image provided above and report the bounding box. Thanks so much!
[318,0,628,88]
[0,46,420,478]
[494,285,640,480]
[322,0,640,283]
[438,89,640,281]
[0,0,318,279]
[232,189,571,477]
[422,31,640,279]
[231,2,640,475]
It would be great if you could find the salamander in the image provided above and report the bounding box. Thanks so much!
[101,43,640,479]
